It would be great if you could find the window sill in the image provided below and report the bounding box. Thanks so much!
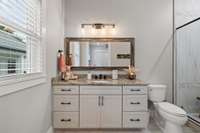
[0,73,47,97]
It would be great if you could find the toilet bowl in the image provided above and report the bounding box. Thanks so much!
[158,102,188,133]
[148,84,188,133]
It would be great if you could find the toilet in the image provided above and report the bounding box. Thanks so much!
[148,84,188,133]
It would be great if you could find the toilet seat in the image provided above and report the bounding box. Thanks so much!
[158,102,186,117]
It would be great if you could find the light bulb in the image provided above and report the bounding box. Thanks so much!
[81,28,85,34]
[101,28,106,35]
[111,28,116,35]
[90,27,96,34]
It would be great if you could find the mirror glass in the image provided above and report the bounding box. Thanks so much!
[69,41,131,67]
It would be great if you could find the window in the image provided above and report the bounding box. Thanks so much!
[0,0,42,77]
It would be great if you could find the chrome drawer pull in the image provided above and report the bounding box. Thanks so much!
[61,102,71,105]
[130,89,140,92]
[101,96,104,106]
[61,89,72,92]
[60,118,71,122]
[98,96,101,106]
[130,102,140,105]
[130,118,140,122]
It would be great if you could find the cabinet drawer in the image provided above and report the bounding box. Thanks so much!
[123,112,149,128]
[53,112,79,128]
[123,86,147,95]
[80,86,122,95]
[53,95,79,111]
[53,86,79,95]
[123,95,147,111]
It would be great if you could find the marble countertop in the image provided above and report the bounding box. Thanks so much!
[52,77,148,86]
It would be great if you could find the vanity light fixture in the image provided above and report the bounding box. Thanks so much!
[81,23,116,35]
[81,23,115,29]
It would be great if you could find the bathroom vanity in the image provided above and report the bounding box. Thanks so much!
[52,78,149,129]
[52,37,149,130]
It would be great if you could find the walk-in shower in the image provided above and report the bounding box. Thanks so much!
[175,17,200,125]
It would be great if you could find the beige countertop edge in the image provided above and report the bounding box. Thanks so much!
[51,78,149,86]
[52,84,149,86]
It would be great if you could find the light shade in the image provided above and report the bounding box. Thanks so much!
[81,23,116,36]
[81,23,115,29]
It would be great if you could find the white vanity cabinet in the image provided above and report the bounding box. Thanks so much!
[100,95,122,128]
[53,86,80,128]
[79,95,101,128]
[80,95,122,128]
[123,86,149,128]
[52,84,148,129]
[80,86,122,128]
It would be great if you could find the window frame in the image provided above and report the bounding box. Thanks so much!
[0,0,47,96]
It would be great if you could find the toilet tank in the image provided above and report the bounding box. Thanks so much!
[148,84,166,102]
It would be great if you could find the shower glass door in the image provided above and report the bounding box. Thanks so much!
[176,18,200,124]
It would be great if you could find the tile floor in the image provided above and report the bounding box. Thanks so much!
[55,120,200,133]
[184,122,200,133]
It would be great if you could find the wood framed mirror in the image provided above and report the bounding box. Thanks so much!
[64,37,135,70]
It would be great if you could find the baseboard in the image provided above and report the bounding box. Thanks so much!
[46,126,53,133]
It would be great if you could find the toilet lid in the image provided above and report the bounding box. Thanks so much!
[158,102,187,117]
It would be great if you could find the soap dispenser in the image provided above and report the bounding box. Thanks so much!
[57,50,66,80]
[87,71,92,80]
[112,70,118,80]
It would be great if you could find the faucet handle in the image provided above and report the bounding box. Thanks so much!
[99,74,103,79]
[94,75,98,79]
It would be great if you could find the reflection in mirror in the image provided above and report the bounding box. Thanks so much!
[69,41,131,67]
[65,38,135,70]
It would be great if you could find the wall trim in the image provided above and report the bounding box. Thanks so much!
[0,74,46,97]
[46,126,53,133]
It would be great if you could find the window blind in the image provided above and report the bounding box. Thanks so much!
[0,0,42,77]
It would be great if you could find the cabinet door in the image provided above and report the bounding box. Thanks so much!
[101,95,122,128]
[80,95,101,128]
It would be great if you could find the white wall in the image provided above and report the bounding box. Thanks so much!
[0,0,64,133]
[0,83,51,133]
[64,0,173,101]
